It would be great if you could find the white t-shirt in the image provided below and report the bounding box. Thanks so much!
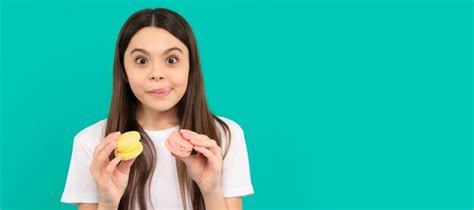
[61,116,254,209]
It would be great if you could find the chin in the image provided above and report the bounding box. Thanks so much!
[147,101,178,112]
[150,106,174,112]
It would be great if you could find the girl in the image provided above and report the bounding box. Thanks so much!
[61,8,254,210]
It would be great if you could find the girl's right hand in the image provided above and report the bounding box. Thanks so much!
[90,131,136,209]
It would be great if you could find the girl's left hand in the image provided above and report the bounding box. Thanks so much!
[169,129,223,194]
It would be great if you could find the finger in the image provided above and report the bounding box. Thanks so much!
[179,129,203,141]
[180,130,206,143]
[186,135,215,148]
[193,146,221,168]
[104,155,122,179]
[91,132,120,172]
[194,139,221,157]
[96,135,120,168]
[180,129,198,135]
[179,130,220,156]
[95,131,121,154]
[182,133,221,156]
[94,131,121,156]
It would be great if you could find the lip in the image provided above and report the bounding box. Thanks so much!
[149,87,172,97]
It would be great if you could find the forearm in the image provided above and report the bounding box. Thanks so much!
[97,203,118,210]
[202,187,228,210]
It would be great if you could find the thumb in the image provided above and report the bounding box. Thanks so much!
[116,158,136,174]
[168,150,196,166]
[178,153,202,167]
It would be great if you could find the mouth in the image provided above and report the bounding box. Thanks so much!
[148,87,172,97]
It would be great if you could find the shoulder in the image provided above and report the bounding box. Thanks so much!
[214,116,246,152]
[72,119,108,151]
[215,116,244,132]
[214,115,245,136]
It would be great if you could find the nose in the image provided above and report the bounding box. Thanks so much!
[151,75,164,81]
[149,66,164,81]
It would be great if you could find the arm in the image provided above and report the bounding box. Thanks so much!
[225,197,243,210]
[78,203,97,210]
[203,188,243,210]
[78,203,119,210]
[78,196,243,210]
[168,129,248,210]
[76,132,135,210]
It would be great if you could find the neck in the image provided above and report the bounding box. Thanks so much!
[136,105,180,131]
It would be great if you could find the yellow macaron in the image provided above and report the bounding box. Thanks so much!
[114,131,143,160]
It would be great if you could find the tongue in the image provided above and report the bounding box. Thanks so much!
[155,89,168,94]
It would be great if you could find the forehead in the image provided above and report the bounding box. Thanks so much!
[126,27,188,54]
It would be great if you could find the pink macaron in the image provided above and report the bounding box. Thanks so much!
[165,131,194,158]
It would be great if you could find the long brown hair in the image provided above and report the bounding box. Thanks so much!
[105,8,231,210]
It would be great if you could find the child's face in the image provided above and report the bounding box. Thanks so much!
[123,27,190,113]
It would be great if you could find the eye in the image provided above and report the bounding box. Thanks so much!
[166,56,179,64]
[135,57,148,65]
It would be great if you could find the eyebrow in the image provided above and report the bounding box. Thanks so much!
[129,47,183,56]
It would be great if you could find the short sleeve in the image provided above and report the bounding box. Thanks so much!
[61,132,100,204]
[220,120,255,198]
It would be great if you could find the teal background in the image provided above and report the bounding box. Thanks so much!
[0,0,472,209]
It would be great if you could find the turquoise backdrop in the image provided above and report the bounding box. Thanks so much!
[0,0,472,209]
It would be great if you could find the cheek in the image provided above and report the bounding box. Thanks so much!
[127,79,145,100]
[171,69,189,90]
[124,65,147,93]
